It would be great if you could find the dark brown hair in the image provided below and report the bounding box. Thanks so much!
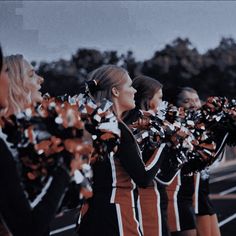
[164,86,198,107]
[132,75,163,110]
[176,87,198,107]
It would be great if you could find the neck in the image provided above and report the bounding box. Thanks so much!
[112,99,123,120]
[116,110,122,120]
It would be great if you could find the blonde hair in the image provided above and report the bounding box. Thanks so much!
[87,65,128,103]
[5,55,31,114]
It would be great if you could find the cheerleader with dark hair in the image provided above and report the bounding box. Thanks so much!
[192,98,222,236]
[124,75,170,236]
[166,87,201,236]
[166,87,226,236]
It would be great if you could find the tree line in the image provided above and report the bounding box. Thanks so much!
[37,37,236,100]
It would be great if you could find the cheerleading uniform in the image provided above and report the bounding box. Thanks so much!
[123,108,170,236]
[166,171,196,232]
[167,128,228,232]
[167,128,229,233]
[193,170,215,216]
[137,180,169,236]
[158,183,170,236]
[78,122,168,236]
[0,138,70,236]
[193,130,228,216]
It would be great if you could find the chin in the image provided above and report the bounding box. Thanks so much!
[32,96,42,103]
[128,103,136,110]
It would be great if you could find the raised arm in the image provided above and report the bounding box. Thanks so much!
[117,122,168,187]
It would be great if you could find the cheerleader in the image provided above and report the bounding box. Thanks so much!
[4,54,44,117]
[166,87,201,236]
[124,75,170,236]
[78,65,168,236]
[1,54,44,164]
[0,46,78,236]
[174,88,222,236]
[192,97,222,236]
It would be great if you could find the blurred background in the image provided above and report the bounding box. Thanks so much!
[1,1,236,99]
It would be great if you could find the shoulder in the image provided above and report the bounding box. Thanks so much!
[0,138,15,166]
[0,138,10,154]
[118,121,135,142]
[122,108,140,125]
[116,121,142,157]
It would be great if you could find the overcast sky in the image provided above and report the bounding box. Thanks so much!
[1,1,236,62]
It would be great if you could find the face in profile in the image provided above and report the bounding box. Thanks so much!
[115,73,137,113]
[0,63,9,109]
[23,59,44,103]
[178,90,201,110]
[149,88,163,112]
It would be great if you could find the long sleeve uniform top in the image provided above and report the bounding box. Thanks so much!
[92,121,167,205]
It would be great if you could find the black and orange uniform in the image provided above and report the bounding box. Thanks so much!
[193,131,228,216]
[0,138,70,236]
[138,179,169,236]
[167,128,229,233]
[138,147,170,236]
[158,182,170,236]
[166,171,196,232]
[123,108,170,236]
[78,122,167,236]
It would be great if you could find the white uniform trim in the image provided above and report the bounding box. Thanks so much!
[145,143,166,171]
[155,169,180,186]
[215,133,229,157]
[109,152,117,203]
[173,173,181,231]
[194,172,201,214]
[137,196,144,235]
[115,204,124,236]
[30,177,53,208]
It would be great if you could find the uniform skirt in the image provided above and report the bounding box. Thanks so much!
[194,173,215,216]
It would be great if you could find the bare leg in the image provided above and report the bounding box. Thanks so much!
[210,214,221,236]
[196,215,211,236]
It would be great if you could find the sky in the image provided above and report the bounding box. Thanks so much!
[1,1,236,62]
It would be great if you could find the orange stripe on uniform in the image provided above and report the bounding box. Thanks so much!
[118,203,142,236]
[113,158,135,205]
[166,175,180,232]
[145,143,166,171]
[139,185,160,236]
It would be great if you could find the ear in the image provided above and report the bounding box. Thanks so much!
[112,87,120,97]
